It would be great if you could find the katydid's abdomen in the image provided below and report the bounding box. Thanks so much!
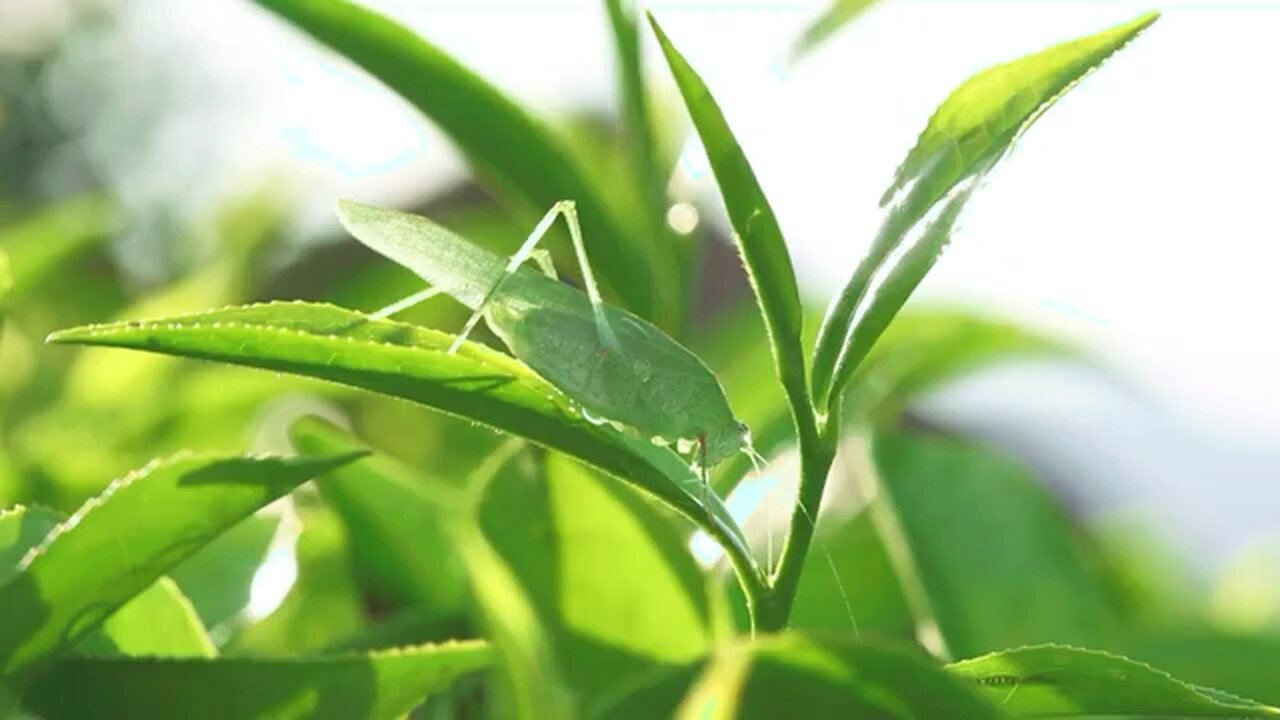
[337,200,749,467]
[487,282,746,465]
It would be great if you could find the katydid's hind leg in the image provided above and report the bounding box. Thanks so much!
[559,201,622,354]
[698,432,713,524]
[370,286,444,320]
[449,203,567,354]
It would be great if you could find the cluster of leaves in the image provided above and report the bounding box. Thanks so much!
[1,0,1277,717]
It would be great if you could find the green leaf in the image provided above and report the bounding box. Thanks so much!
[79,578,216,659]
[0,451,363,677]
[48,302,760,592]
[810,12,1158,407]
[292,424,571,719]
[822,185,976,404]
[605,0,665,231]
[1119,631,1280,707]
[295,419,711,714]
[253,0,654,321]
[0,506,60,586]
[677,633,1001,719]
[791,0,881,59]
[169,514,281,630]
[0,250,11,309]
[2,506,216,659]
[0,195,117,301]
[450,455,576,720]
[229,506,366,655]
[948,645,1280,717]
[291,417,467,615]
[23,640,492,720]
[649,15,808,408]
[481,451,713,704]
[869,428,1119,660]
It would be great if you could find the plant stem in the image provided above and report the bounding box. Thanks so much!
[758,399,840,632]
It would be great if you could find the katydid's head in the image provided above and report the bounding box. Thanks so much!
[704,419,752,468]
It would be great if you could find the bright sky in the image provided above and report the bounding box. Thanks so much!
[55,0,1280,575]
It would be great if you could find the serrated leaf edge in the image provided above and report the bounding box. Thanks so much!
[947,642,1280,713]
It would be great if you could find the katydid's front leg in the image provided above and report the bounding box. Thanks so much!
[369,286,444,320]
[449,200,621,355]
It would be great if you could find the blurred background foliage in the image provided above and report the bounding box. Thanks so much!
[0,0,1276,712]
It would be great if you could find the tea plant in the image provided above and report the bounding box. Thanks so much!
[1,0,1276,717]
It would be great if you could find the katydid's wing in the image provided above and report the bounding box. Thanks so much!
[337,200,506,311]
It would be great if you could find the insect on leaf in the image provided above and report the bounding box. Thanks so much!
[948,645,1280,717]
[48,303,760,593]
[810,12,1159,408]
[649,15,808,408]
[253,0,654,321]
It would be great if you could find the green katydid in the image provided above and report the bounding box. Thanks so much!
[335,199,756,483]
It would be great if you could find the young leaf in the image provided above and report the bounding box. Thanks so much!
[0,451,363,677]
[253,0,654,320]
[822,185,975,404]
[810,12,1159,407]
[48,302,760,592]
[676,633,1001,719]
[948,645,1280,717]
[649,15,809,409]
[23,641,492,720]
[869,427,1120,660]
[791,0,881,59]
[79,578,216,659]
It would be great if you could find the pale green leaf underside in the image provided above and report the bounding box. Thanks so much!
[48,303,757,582]
[811,11,1158,406]
[24,640,492,720]
[948,644,1280,717]
[0,451,362,676]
